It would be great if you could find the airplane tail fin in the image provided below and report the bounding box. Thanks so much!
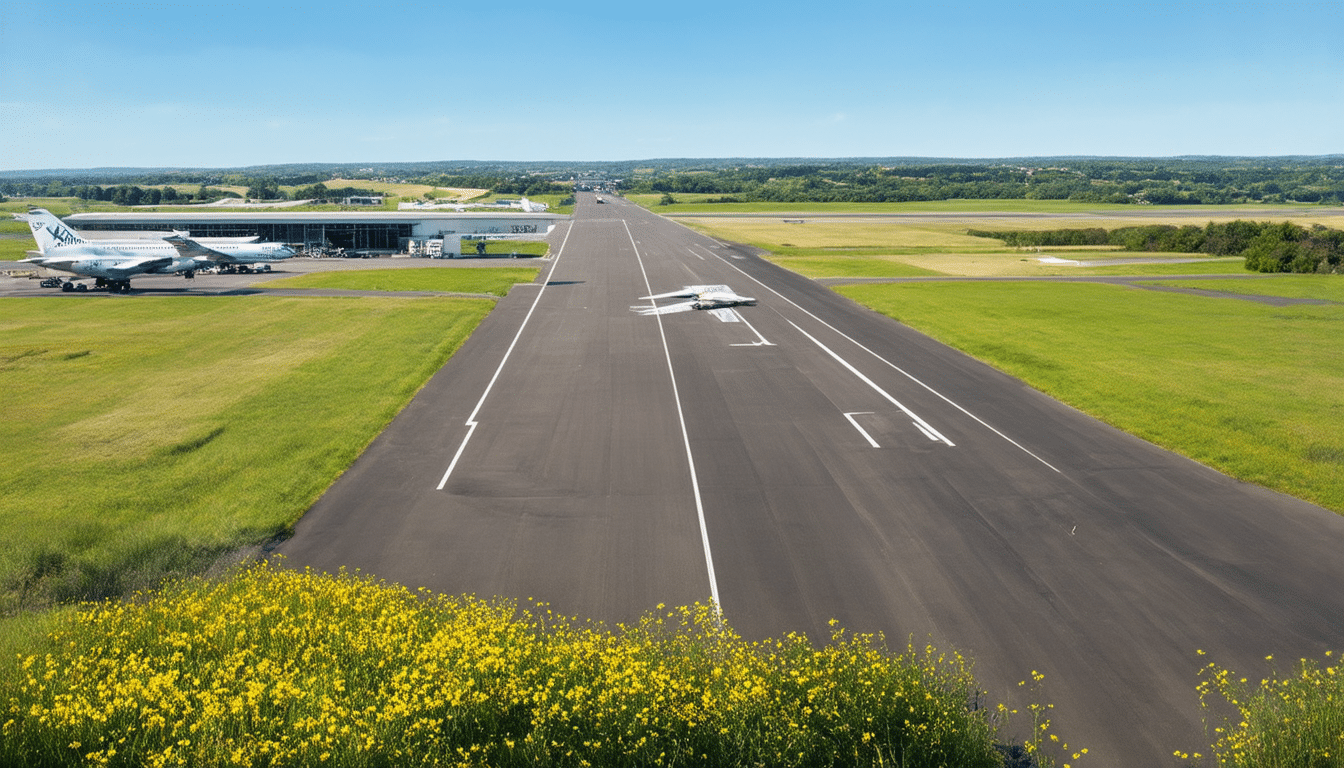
[23,209,86,253]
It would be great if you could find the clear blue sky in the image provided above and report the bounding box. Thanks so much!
[1,0,1339,171]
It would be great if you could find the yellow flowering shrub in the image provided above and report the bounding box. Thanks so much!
[1195,651,1343,768]
[3,562,1007,767]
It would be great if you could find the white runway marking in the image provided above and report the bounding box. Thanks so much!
[707,252,1062,473]
[436,222,574,490]
[786,318,954,446]
[728,309,774,346]
[627,221,723,613]
[843,412,881,448]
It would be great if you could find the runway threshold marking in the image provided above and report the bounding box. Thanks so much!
[627,220,724,613]
[436,221,574,490]
[710,253,1062,473]
[786,318,954,446]
[843,412,881,448]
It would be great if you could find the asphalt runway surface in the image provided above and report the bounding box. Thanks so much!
[267,195,1344,767]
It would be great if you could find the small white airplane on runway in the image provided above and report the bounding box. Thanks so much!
[634,284,757,320]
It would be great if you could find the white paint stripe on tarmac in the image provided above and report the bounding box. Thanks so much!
[628,220,723,613]
[843,412,881,448]
[710,254,1062,473]
[786,318,954,446]
[436,221,573,490]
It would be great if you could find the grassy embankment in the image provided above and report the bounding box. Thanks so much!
[2,562,1043,768]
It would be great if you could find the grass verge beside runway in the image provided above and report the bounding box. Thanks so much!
[1138,274,1344,302]
[0,295,494,614]
[834,279,1344,514]
[260,266,541,295]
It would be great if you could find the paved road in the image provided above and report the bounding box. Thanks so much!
[276,193,1344,768]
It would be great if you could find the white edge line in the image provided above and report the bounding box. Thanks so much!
[786,318,954,446]
[732,308,774,346]
[706,249,1062,473]
[629,220,722,612]
[843,412,881,448]
[436,221,573,490]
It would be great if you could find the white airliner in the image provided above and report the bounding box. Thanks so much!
[19,209,294,292]
[635,284,758,318]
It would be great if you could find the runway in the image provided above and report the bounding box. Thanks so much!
[276,193,1344,767]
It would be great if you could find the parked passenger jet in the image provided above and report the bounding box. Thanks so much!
[19,209,294,292]
[635,285,758,316]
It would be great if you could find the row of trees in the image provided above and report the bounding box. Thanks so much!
[417,174,568,197]
[622,160,1344,205]
[69,184,241,205]
[969,221,1344,273]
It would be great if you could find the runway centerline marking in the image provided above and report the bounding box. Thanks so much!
[843,412,881,448]
[786,318,954,446]
[436,222,573,491]
[628,221,723,613]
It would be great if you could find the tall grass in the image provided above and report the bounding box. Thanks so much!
[0,562,1024,768]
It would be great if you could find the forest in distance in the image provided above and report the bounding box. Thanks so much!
[2,155,1342,207]
[970,220,1344,273]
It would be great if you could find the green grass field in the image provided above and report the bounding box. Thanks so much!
[0,295,494,613]
[261,266,540,295]
[834,279,1344,514]
[1140,274,1344,301]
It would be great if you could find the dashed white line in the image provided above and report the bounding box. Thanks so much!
[436,222,573,490]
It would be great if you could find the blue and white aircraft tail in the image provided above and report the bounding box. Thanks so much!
[26,208,88,253]
[18,209,294,292]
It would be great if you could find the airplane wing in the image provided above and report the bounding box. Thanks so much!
[707,308,741,322]
[31,254,173,274]
[634,300,698,316]
[164,235,232,262]
[106,255,175,274]
[640,285,731,301]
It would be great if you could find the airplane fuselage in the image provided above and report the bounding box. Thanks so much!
[26,243,204,278]
[694,292,758,310]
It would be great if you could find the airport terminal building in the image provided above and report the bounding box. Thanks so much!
[64,210,568,257]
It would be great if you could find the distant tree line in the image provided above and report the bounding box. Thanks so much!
[5,157,1342,207]
[968,221,1344,273]
[66,184,241,205]
[417,174,568,197]
[620,159,1344,205]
